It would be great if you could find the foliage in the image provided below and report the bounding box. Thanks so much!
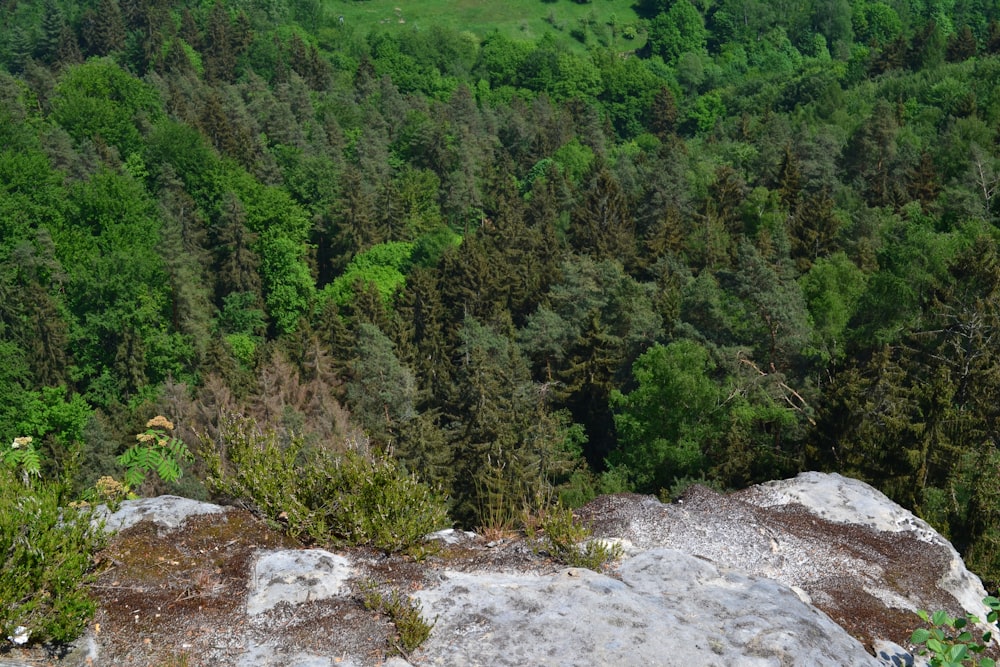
[321,241,415,308]
[0,441,107,645]
[117,416,194,489]
[201,414,448,553]
[360,579,436,656]
[910,597,1000,667]
[608,339,721,492]
[526,502,623,571]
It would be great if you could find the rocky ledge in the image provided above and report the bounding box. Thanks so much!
[1,472,992,666]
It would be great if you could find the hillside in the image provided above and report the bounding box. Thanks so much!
[2,0,1000,644]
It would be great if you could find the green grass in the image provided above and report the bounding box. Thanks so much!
[324,0,647,52]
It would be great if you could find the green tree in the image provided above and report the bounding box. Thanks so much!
[649,0,708,63]
[519,256,661,465]
[446,316,580,527]
[799,252,867,365]
[51,58,163,158]
[346,323,417,448]
[570,160,636,268]
[608,339,722,492]
[81,0,126,56]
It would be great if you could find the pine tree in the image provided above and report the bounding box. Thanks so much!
[570,160,636,268]
[987,19,1000,54]
[82,0,126,56]
[445,316,577,527]
[777,143,802,211]
[346,323,417,448]
[946,25,978,62]
[203,0,237,83]
[788,187,839,271]
[212,194,262,304]
[907,151,941,213]
[55,24,83,68]
[648,86,679,140]
[395,266,449,397]
[438,235,507,333]
[9,28,33,74]
[38,0,66,65]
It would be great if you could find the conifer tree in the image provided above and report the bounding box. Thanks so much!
[446,316,577,527]
[81,0,126,56]
[346,323,417,448]
[38,0,67,66]
[570,160,636,269]
[395,266,449,397]
[212,193,263,305]
[946,25,978,62]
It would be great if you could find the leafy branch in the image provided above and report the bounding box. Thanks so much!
[910,596,1000,667]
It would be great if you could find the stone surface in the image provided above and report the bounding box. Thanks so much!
[416,548,879,666]
[246,549,354,616]
[97,494,228,533]
[745,472,990,618]
[577,472,993,652]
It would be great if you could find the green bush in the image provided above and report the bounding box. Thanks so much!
[0,461,107,645]
[527,503,623,571]
[201,414,449,553]
[360,579,436,655]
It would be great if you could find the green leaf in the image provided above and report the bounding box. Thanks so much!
[944,644,968,661]
[911,628,932,643]
[932,610,951,626]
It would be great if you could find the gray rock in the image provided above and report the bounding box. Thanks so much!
[96,495,228,533]
[872,639,925,667]
[246,549,353,616]
[60,472,994,666]
[416,548,879,667]
[236,644,348,667]
[425,528,478,545]
[578,472,993,650]
[745,472,992,620]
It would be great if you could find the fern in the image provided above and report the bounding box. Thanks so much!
[117,417,193,490]
[4,437,42,482]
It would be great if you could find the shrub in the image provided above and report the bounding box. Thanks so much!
[0,445,107,645]
[201,414,449,553]
[910,597,1000,667]
[360,579,435,656]
[117,416,194,489]
[526,503,623,571]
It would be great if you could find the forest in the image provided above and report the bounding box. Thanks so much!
[3,0,1000,585]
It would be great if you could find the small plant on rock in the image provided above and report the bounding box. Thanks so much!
[910,597,1000,667]
[526,502,623,571]
[360,579,435,656]
[117,416,193,489]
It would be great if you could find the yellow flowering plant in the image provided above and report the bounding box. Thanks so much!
[117,416,194,489]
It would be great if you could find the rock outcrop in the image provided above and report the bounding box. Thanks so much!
[578,471,993,653]
[2,472,992,667]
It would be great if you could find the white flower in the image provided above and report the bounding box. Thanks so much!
[11,436,32,450]
[9,625,29,645]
